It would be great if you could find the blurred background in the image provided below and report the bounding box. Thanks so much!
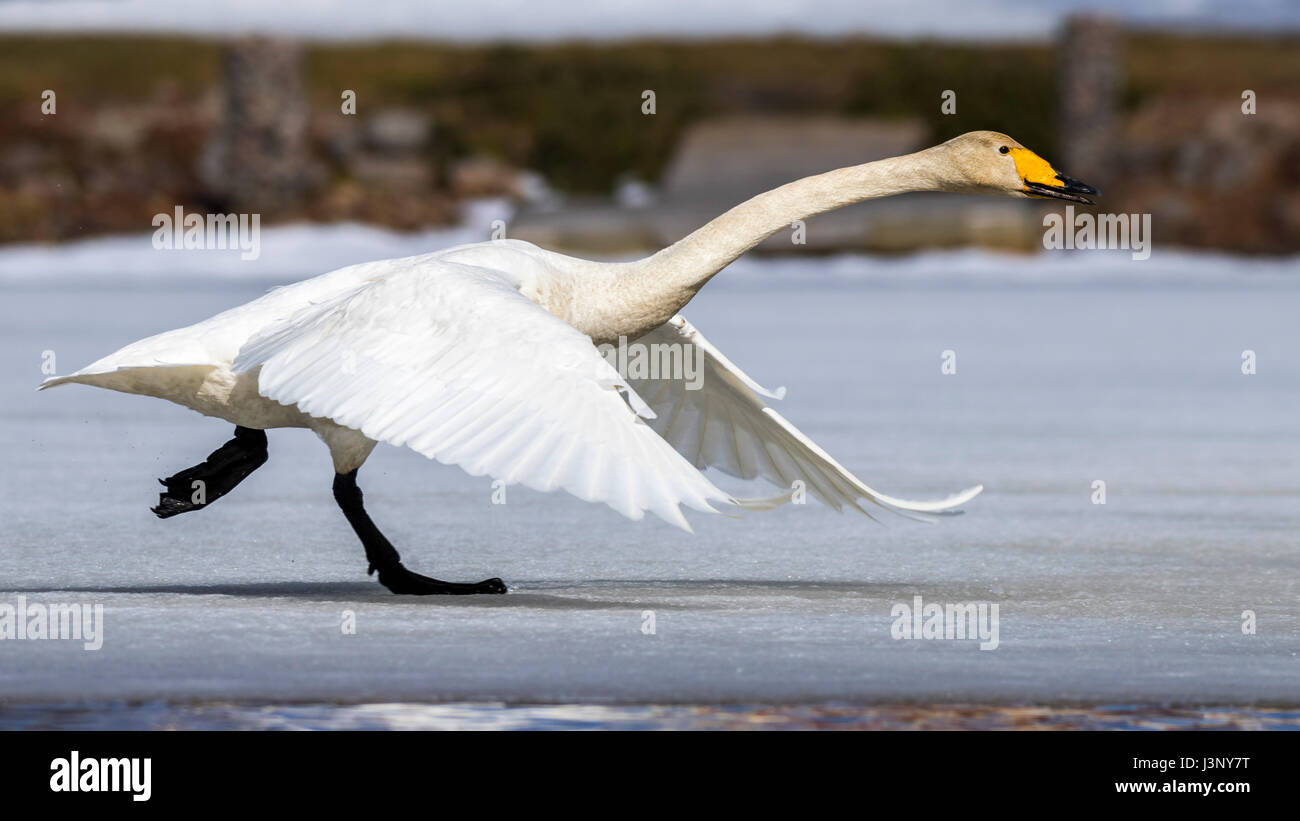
[0,1,1297,255]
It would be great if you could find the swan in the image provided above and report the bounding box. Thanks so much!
[40,130,1097,595]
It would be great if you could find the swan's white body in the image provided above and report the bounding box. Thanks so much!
[43,131,1092,531]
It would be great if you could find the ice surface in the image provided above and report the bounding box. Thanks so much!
[1,240,1298,709]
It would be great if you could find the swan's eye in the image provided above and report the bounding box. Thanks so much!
[998,146,1010,155]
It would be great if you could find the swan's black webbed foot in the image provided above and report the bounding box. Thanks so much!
[333,469,508,596]
[153,426,268,518]
[371,562,508,596]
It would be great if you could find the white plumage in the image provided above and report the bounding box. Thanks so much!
[630,317,983,520]
[229,251,793,530]
[40,239,976,529]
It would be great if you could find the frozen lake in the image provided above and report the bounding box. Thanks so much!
[1,233,1298,728]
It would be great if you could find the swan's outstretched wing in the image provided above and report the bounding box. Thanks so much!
[232,261,786,531]
[626,316,982,520]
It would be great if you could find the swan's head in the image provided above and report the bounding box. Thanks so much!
[940,130,1099,204]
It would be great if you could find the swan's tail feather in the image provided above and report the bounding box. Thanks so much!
[37,364,216,404]
[37,370,128,390]
[37,375,79,390]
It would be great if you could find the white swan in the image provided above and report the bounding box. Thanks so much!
[41,130,1097,595]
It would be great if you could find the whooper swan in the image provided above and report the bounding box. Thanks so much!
[40,130,1098,595]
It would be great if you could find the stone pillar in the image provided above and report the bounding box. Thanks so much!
[200,37,314,212]
[1058,16,1122,188]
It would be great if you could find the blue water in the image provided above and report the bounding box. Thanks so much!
[2,701,1298,731]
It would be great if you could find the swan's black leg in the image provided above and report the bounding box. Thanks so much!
[332,470,507,595]
[152,426,268,518]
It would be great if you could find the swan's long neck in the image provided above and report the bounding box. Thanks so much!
[603,145,956,337]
